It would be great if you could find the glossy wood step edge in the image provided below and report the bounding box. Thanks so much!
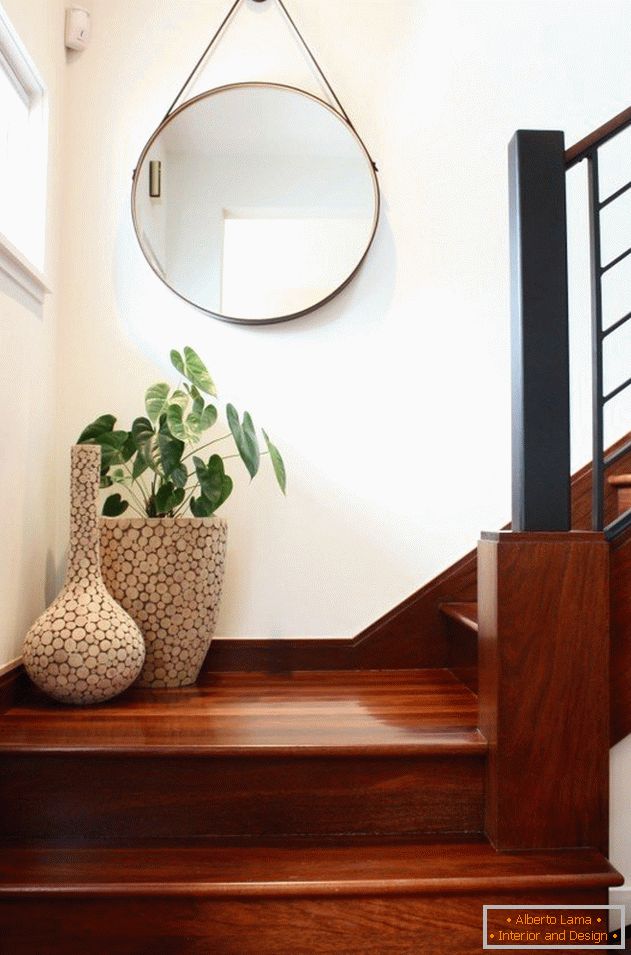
[0,728,488,758]
[0,844,621,898]
[440,602,478,633]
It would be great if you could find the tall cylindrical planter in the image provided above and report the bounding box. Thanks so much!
[22,445,146,705]
[100,516,227,688]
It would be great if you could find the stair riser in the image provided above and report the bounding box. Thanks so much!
[0,754,484,843]
[0,889,609,955]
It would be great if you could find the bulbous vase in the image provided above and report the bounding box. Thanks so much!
[23,444,145,704]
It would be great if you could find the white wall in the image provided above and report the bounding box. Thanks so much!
[0,0,66,668]
[55,0,631,640]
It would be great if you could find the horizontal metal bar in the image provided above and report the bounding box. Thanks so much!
[605,437,631,468]
[604,374,631,403]
[601,245,631,274]
[600,178,631,209]
[605,507,631,540]
[603,310,631,338]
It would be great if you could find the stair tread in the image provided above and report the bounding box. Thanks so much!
[441,601,479,633]
[0,838,621,896]
[0,668,485,756]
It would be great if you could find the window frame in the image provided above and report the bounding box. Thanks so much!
[0,3,50,304]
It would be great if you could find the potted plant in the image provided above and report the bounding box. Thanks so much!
[78,346,286,687]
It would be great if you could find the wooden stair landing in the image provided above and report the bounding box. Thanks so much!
[0,668,483,755]
[0,669,487,843]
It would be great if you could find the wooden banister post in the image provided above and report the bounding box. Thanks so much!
[478,531,609,852]
[509,130,571,532]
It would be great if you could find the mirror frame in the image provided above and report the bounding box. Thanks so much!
[131,82,381,325]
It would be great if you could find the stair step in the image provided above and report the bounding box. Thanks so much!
[440,601,479,633]
[0,669,486,843]
[0,839,621,954]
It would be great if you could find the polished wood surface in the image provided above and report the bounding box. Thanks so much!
[0,888,613,955]
[608,474,631,516]
[0,751,485,844]
[0,839,620,896]
[0,840,619,954]
[565,104,631,167]
[0,670,486,843]
[1,670,482,755]
[571,431,631,529]
[478,532,609,851]
[611,524,631,743]
[440,602,479,693]
[440,602,478,632]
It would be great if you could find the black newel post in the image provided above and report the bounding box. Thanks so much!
[509,130,571,531]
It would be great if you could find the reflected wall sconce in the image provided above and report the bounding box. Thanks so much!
[149,160,161,198]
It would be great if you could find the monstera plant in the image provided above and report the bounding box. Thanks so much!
[77,346,286,518]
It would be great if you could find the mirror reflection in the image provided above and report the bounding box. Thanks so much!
[133,83,380,324]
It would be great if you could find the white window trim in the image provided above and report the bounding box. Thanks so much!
[0,4,50,303]
[0,228,50,303]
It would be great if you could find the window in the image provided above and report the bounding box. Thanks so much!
[0,2,49,301]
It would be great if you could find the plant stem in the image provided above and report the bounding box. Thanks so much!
[181,434,233,462]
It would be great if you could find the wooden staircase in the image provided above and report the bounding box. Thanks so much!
[0,663,622,953]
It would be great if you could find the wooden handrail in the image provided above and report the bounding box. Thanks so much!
[565,104,631,168]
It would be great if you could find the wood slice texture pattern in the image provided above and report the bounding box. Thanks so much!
[22,446,145,705]
[478,531,610,852]
[100,517,227,687]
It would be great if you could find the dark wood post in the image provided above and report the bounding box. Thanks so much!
[509,130,571,531]
[478,531,609,852]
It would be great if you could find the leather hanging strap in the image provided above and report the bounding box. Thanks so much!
[162,0,360,138]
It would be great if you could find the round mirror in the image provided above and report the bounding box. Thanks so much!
[132,83,380,324]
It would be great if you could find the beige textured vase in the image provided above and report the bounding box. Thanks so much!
[100,516,227,687]
[22,445,146,704]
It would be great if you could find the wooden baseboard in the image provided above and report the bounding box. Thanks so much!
[0,660,28,714]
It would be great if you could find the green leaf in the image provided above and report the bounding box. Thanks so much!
[102,493,129,517]
[77,414,116,444]
[185,411,202,441]
[190,495,215,518]
[218,473,233,509]
[262,430,287,494]
[94,430,132,468]
[132,454,149,480]
[145,383,170,424]
[166,403,186,442]
[155,482,185,515]
[170,349,185,376]
[227,404,259,479]
[242,412,260,478]
[183,346,217,397]
[200,404,218,431]
[131,417,159,471]
[171,464,188,489]
[193,454,224,510]
[169,389,189,410]
[158,418,185,478]
[100,474,113,489]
